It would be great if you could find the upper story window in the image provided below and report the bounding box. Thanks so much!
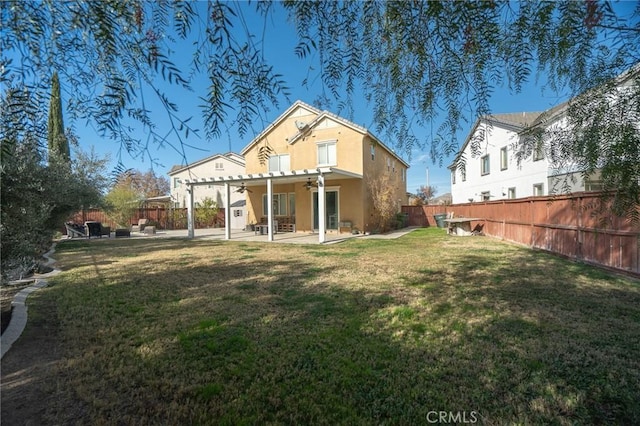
[481,155,490,175]
[461,167,466,182]
[173,177,181,189]
[387,157,391,171]
[317,141,337,166]
[268,154,290,172]
[533,140,545,161]
[452,170,456,185]
[215,162,224,171]
[370,144,375,160]
[401,168,406,182]
[500,147,508,170]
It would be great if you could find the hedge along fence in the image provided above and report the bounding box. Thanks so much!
[402,192,640,277]
[68,208,225,231]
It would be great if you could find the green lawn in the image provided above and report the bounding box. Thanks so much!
[26,229,640,424]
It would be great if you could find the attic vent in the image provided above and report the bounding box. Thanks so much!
[295,120,308,130]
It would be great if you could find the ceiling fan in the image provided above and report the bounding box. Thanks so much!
[303,177,318,191]
[235,183,252,193]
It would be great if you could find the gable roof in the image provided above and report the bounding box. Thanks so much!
[240,100,409,168]
[168,152,245,176]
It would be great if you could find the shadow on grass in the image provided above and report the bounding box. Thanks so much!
[2,236,639,425]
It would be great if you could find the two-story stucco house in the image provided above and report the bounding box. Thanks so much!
[449,111,551,204]
[168,152,246,229]
[450,65,638,204]
[180,100,409,242]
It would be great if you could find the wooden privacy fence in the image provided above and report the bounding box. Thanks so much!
[68,208,225,231]
[402,192,640,277]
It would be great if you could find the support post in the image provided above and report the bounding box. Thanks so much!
[224,182,231,240]
[318,174,326,243]
[267,178,274,241]
[187,185,195,239]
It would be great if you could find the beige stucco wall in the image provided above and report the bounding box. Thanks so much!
[243,104,408,233]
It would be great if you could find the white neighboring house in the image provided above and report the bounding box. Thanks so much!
[168,152,247,229]
[449,111,550,203]
[450,65,638,204]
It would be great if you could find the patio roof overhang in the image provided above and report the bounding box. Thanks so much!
[180,167,362,187]
[182,167,362,244]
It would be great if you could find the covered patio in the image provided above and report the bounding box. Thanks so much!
[180,167,362,244]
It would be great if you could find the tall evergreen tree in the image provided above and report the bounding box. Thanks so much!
[47,71,69,162]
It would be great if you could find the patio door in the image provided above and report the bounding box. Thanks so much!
[313,190,338,230]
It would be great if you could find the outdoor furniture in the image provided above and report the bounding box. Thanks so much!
[255,221,278,235]
[131,218,148,232]
[339,221,352,233]
[100,225,111,238]
[65,222,87,238]
[84,221,105,238]
[143,226,156,235]
[115,229,131,238]
[443,217,483,236]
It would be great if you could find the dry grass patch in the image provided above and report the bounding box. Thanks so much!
[7,229,640,424]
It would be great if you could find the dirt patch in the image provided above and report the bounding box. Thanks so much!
[1,289,66,425]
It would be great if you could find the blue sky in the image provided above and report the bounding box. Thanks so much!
[64,2,577,197]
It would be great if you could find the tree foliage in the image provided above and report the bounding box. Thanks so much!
[114,169,170,199]
[195,197,219,228]
[47,71,70,162]
[1,89,108,279]
[104,186,140,229]
[2,1,639,219]
[414,185,439,205]
[368,172,399,233]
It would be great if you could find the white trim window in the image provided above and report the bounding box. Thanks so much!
[481,155,490,176]
[268,154,290,172]
[508,187,516,199]
[500,147,508,170]
[370,144,375,160]
[215,162,224,171]
[317,141,337,166]
[263,193,288,216]
[533,183,544,196]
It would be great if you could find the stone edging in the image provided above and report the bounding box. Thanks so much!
[1,243,60,359]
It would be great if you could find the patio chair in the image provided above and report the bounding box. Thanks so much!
[65,222,87,238]
[131,218,148,232]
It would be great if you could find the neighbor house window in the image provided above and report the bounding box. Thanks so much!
[317,141,337,166]
[500,147,508,170]
[585,179,604,191]
[533,183,544,196]
[370,144,375,160]
[481,155,490,175]
[481,191,491,201]
[508,187,516,199]
[401,168,406,182]
[173,177,181,188]
[215,162,224,171]
[263,193,288,216]
[268,154,290,172]
[533,141,545,161]
[233,209,242,217]
[461,167,466,182]
[387,157,391,170]
[451,170,456,185]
